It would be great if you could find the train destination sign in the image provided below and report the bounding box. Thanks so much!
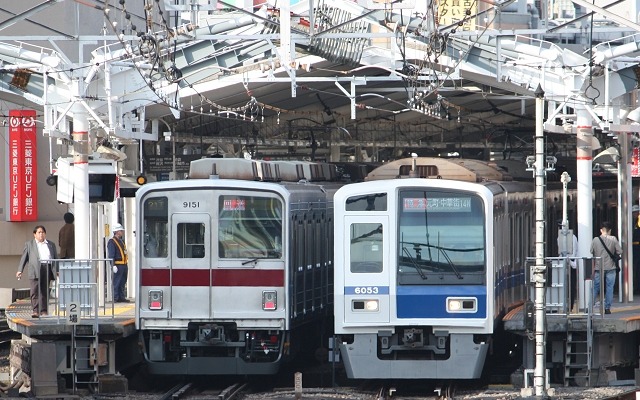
[403,197,472,212]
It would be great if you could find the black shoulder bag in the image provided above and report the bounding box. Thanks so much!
[597,236,621,272]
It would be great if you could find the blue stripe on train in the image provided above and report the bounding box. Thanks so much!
[396,285,487,319]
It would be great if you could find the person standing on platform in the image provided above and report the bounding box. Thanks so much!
[590,221,622,314]
[107,223,129,303]
[58,212,75,259]
[16,226,58,318]
[633,205,640,295]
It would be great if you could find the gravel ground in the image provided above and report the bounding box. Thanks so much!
[0,345,638,399]
[237,385,639,399]
[453,386,637,399]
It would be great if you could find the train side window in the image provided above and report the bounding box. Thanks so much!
[350,222,383,273]
[346,193,387,211]
[143,197,168,258]
[177,223,205,259]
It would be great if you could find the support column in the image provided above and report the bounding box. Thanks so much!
[72,111,90,259]
[618,131,632,302]
[576,107,594,310]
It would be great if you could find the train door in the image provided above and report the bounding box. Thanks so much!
[170,213,211,319]
[342,215,391,324]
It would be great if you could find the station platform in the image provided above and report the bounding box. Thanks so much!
[504,299,640,333]
[5,298,137,339]
[3,290,141,396]
[503,297,640,386]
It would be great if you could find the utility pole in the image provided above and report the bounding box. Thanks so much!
[532,84,548,398]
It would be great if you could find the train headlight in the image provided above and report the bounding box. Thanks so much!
[446,297,477,313]
[262,290,277,311]
[449,299,463,311]
[148,290,163,310]
[352,300,379,312]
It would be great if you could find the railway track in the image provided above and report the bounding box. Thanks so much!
[156,381,248,400]
[0,317,19,346]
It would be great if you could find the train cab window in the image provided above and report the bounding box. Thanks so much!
[177,223,205,258]
[346,193,387,211]
[350,223,383,273]
[218,195,283,259]
[143,197,168,258]
[397,189,486,284]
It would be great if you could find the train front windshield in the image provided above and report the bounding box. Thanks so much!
[218,196,283,259]
[398,189,486,285]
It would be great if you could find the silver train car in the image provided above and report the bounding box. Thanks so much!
[135,158,336,375]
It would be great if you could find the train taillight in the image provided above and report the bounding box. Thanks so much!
[262,290,277,310]
[148,289,163,310]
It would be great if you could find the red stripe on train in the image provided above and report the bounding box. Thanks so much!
[141,269,170,286]
[141,268,284,287]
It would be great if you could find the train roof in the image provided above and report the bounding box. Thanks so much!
[334,177,498,200]
[188,158,338,182]
[134,176,336,203]
[365,157,513,182]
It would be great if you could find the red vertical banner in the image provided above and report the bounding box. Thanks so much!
[633,147,640,178]
[9,109,38,221]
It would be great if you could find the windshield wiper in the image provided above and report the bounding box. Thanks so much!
[438,247,463,279]
[242,257,259,265]
[402,246,427,280]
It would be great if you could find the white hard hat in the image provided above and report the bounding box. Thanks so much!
[112,223,124,232]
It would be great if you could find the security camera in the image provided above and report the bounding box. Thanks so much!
[546,156,557,171]
[525,155,535,170]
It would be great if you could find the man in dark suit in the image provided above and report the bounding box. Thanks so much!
[16,225,58,318]
[58,212,75,259]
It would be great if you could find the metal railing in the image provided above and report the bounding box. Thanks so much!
[46,258,116,322]
[526,256,601,317]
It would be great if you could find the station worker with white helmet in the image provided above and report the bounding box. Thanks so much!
[108,223,129,303]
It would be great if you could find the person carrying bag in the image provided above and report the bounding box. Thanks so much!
[598,236,621,271]
[590,221,622,314]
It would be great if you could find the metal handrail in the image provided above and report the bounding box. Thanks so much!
[526,256,601,318]
[47,258,116,322]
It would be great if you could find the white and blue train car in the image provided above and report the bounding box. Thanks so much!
[333,176,532,380]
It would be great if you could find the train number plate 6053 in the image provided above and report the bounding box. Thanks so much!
[344,286,389,295]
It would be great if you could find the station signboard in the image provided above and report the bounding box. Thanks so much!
[9,109,38,221]
[145,155,201,173]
